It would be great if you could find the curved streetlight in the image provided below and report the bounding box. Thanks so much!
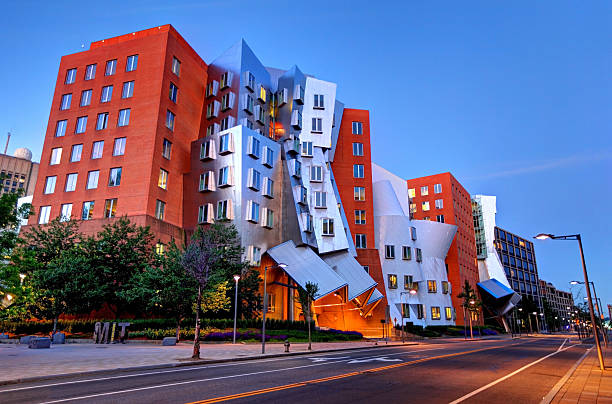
[534,233,604,370]
[262,263,287,354]
[232,275,241,344]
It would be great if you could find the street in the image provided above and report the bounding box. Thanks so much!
[0,335,591,403]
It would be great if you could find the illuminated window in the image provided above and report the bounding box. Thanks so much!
[354,186,365,201]
[408,188,416,198]
[104,198,118,218]
[388,274,398,289]
[404,275,417,291]
[410,203,416,214]
[220,71,233,89]
[442,281,449,294]
[431,306,441,320]
[428,280,437,293]
[445,307,452,320]
[354,210,366,225]
[158,168,168,189]
[422,201,430,211]
[155,243,165,255]
[82,201,95,220]
[258,85,266,103]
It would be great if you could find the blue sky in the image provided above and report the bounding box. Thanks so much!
[1,1,610,314]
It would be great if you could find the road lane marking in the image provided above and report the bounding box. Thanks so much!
[540,347,593,404]
[347,356,402,364]
[186,342,533,404]
[36,342,522,403]
[0,344,429,393]
[448,343,582,404]
[557,338,568,351]
[307,356,351,363]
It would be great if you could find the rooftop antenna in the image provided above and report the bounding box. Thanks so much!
[4,132,10,155]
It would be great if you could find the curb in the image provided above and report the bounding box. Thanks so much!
[0,341,416,387]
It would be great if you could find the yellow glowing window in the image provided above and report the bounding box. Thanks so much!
[259,86,267,103]
[408,188,415,198]
[427,280,437,293]
[158,168,168,190]
[431,307,441,320]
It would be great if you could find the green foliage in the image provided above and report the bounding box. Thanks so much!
[200,281,231,314]
[457,280,481,312]
[0,188,31,260]
[236,268,262,319]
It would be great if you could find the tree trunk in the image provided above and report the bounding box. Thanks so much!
[192,285,202,359]
[469,312,473,339]
[175,318,181,342]
[52,317,58,336]
[307,299,312,351]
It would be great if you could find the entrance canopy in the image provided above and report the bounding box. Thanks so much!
[477,278,521,316]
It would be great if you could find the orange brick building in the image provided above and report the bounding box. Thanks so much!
[406,173,481,325]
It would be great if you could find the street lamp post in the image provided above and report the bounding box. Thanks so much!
[262,263,287,354]
[574,280,608,347]
[533,312,540,334]
[535,233,604,371]
[232,275,240,344]
[400,288,418,343]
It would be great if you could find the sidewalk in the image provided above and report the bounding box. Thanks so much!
[0,339,406,385]
[551,342,612,403]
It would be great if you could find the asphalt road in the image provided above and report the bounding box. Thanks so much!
[0,335,589,404]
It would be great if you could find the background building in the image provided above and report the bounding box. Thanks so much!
[494,226,544,310]
[0,147,39,196]
[406,173,480,325]
[539,280,574,321]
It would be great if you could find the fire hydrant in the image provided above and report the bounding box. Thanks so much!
[284,339,290,352]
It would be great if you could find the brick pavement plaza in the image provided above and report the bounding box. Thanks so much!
[0,340,388,384]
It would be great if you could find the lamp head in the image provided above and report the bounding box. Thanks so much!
[534,233,554,240]
[277,263,287,269]
[409,289,417,295]
[570,281,579,285]
[532,312,537,315]
[233,275,241,282]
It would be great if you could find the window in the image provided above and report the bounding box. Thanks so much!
[402,246,412,260]
[126,55,138,72]
[221,92,235,111]
[246,200,260,223]
[354,210,366,225]
[354,186,365,201]
[436,215,445,223]
[109,167,122,187]
[171,57,181,76]
[242,94,254,114]
[428,280,437,293]
[420,186,429,196]
[122,81,134,98]
[118,109,130,126]
[60,94,72,110]
[113,137,126,156]
[60,204,72,222]
[155,200,165,220]
[85,64,96,80]
[416,248,423,262]
[104,199,118,218]
[404,275,415,290]
[245,71,256,91]
[434,183,442,194]
[105,59,117,76]
[155,243,165,255]
[322,218,334,236]
[258,85,266,103]
[401,303,410,318]
[220,71,233,89]
[82,201,95,220]
[50,148,62,165]
[263,177,274,198]
[411,226,417,240]
[421,201,430,211]
[219,133,233,154]
[248,168,261,190]
[96,113,109,130]
[408,188,416,198]
[262,208,274,228]
[65,68,77,84]
[352,142,364,156]
[44,176,56,194]
[158,168,168,189]
[353,164,364,178]
[417,304,425,319]
[206,80,219,98]
[75,116,88,134]
[247,136,260,158]
[363,266,370,274]
[216,200,233,220]
[302,141,313,157]
[218,166,233,187]
[86,170,99,189]
[388,274,398,289]
[162,139,172,159]
[199,171,215,192]
[169,82,178,103]
[442,281,449,294]
[166,110,175,131]
[311,118,322,133]
[39,206,51,224]
[65,173,78,192]
[314,94,324,109]
[291,109,302,129]
[314,191,327,208]
[263,147,274,167]
[91,141,104,159]
[198,204,213,224]
[80,89,92,106]
[100,85,113,103]
[247,246,262,268]
[431,307,441,320]
[55,120,67,137]
[355,234,367,249]
[445,307,452,320]
[70,144,82,162]
[385,245,395,259]
[352,121,363,134]
[310,165,323,182]
[435,199,443,209]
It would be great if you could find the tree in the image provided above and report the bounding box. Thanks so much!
[181,223,244,359]
[457,280,481,339]
[84,217,155,318]
[200,281,231,314]
[236,268,262,319]
[0,189,31,259]
[297,282,319,350]
[120,241,197,340]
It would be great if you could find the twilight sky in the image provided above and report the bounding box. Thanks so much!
[1,1,610,313]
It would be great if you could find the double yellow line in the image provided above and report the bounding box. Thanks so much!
[188,342,527,403]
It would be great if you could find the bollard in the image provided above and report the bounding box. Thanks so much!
[284,339,290,353]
